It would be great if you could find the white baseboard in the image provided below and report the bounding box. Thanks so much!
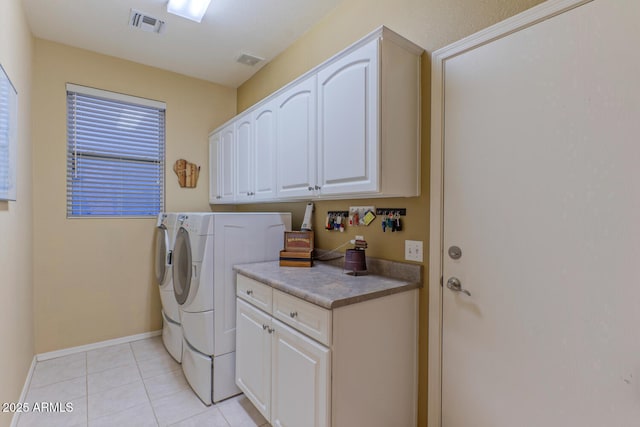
[36,330,162,362]
[10,355,37,427]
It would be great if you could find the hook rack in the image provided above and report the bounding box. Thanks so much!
[375,208,406,216]
[376,208,406,232]
[325,211,349,232]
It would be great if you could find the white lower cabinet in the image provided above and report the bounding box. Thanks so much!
[235,273,418,427]
[236,299,272,419]
[236,298,330,427]
[271,318,330,427]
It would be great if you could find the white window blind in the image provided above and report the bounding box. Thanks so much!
[0,77,12,195]
[0,65,17,200]
[66,84,165,217]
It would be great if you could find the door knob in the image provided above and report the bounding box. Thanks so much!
[446,277,471,296]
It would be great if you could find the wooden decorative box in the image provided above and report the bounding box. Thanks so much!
[281,231,314,267]
[279,250,313,267]
[283,231,314,252]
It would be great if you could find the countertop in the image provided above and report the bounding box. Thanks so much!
[233,259,422,309]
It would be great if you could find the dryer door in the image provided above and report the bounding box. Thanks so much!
[154,225,170,286]
[173,227,192,305]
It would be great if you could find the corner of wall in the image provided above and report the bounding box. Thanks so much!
[0,0,35,426]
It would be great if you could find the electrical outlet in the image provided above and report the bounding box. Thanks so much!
[405,240,423,262]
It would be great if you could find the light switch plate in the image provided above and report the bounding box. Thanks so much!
[405,240,423,262]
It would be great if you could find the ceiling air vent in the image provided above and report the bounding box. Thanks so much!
[237,53,264,67]
[129,9,165,34]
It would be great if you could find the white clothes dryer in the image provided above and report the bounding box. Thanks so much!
[154,212,182,362]
[172,212,291,405]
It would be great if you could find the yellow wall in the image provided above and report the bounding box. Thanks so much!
[31,40,236,353]
[236,1,545,425]
[0,0,33,426]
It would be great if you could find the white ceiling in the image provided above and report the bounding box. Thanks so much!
[22,0,342,88]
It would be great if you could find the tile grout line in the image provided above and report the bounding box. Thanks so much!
[85,351,89,427]
[133,341,161,427]
[86,343,154,425]
[21,337,263,427]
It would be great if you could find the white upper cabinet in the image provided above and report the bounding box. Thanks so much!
[252,101,278,200]
[275,75,317,199]
[208,132,219,204]
[209,125,235,203]
[208,26,422,204]
[235,113,254,202]
[317,38,379,196]
[218,124,235,203]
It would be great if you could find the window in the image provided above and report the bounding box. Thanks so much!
[0,64,17,201]
[66,84,165,217]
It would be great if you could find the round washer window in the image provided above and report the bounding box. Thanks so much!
[154,226,168,286]
[172,227,192,305]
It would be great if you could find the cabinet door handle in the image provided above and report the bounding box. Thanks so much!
[267,327,275,334]
[308,186,314,191]
[315,185,321,191]
[289,311,298,318]
[246,289,253,296]
[263,324,269,330]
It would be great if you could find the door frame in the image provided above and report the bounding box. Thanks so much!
[427,0,591,425]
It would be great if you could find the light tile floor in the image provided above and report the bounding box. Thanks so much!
[16,336,270,427]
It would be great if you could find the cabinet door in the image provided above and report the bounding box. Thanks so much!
[271,319,330,427]
[276,76,317,199]
[218,124,235,202]
[235,113,254,201]
[317,38,379,195]
[253,102,277,200]
[236,299,272,420]
[208,132,219,203]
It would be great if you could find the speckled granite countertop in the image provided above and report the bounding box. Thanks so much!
[233,259,422,309]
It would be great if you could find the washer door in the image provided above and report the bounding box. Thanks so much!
[154,225,170,286]
[173,227,192,305]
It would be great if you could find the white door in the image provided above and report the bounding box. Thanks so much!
[317,38,378,195]
[271,319,330,427]
[434,1,640,426]
[236,299,272,420]
[276,76,317,199]
[253,101,278,200]
[235,113,253,201]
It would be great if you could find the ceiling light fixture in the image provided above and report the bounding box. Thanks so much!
[167,0,212,23]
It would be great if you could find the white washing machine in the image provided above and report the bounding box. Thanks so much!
[154,212,182,362]
[172,212,291,405]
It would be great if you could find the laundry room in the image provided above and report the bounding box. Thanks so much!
[7,0,639,427]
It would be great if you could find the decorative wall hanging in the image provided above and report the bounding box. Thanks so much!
[0,64,18,201]
[173,158,200,188]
